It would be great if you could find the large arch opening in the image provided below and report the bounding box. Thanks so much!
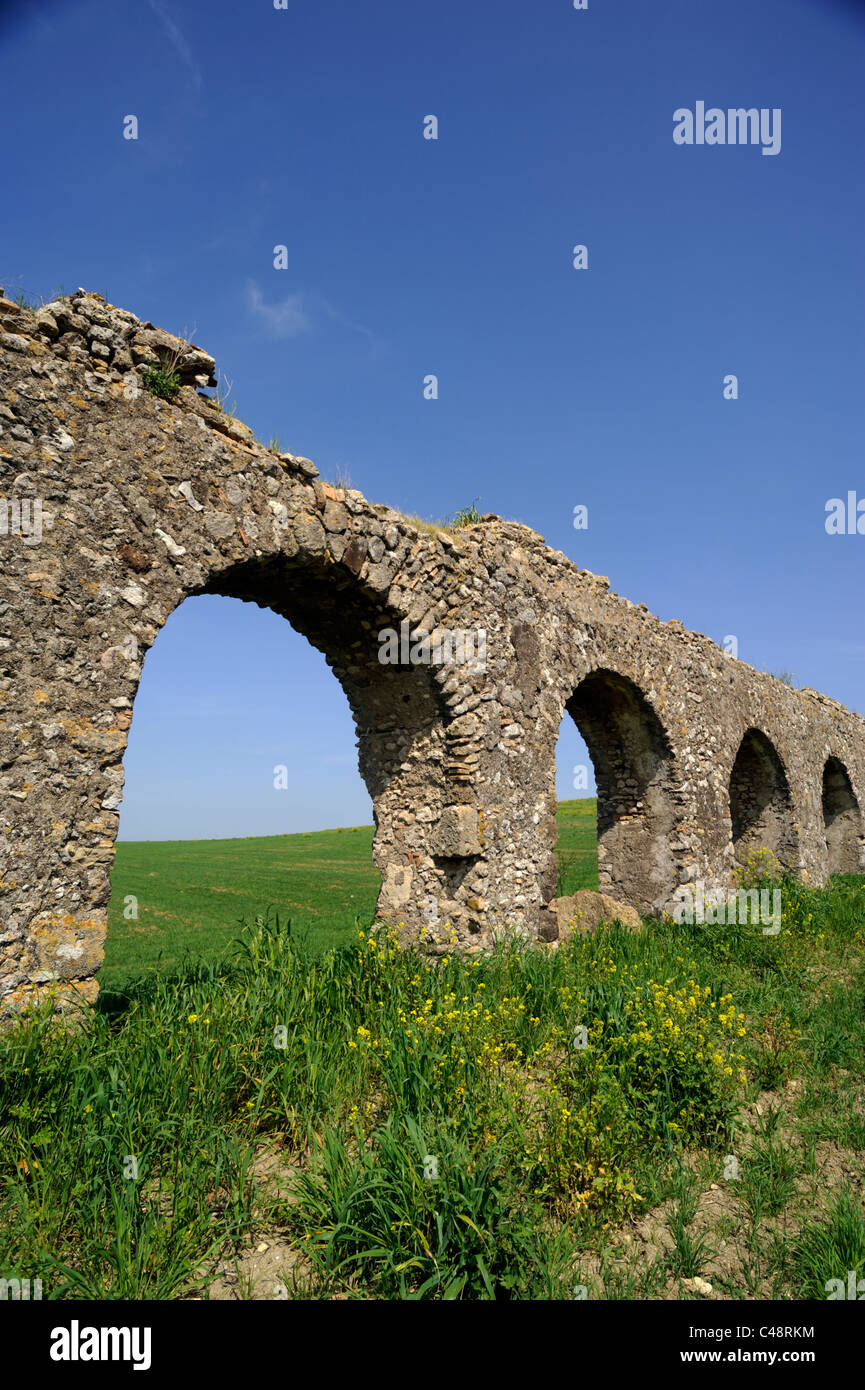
[822,756,863,875]
[557,669,679,913]
[103,549,447,990]
[729,728,797,871]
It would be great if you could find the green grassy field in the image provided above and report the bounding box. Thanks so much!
[101,799,599,992]
[3,860,864,1300]
[6,801,863,1302]
[553,798,599,896]
[101,825,381,990]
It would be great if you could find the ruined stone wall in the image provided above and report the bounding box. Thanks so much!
[2,288,864,1018]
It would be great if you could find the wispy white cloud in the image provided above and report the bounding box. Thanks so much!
[319,298,380,352]
[245,282,312,337]
[145,0,203,93]
[245,281,382,354]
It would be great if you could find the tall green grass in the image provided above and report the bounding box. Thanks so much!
[3,865,863,1299]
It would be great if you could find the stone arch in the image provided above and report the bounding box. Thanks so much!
[562,669,681,912]
[163,549,450,927]
[822,756,863,874]
[7,285,865,1018]
[729,728,797,870]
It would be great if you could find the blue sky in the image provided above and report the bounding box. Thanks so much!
[3,0,864,839]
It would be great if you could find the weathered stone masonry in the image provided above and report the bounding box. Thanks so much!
[1,288,864,1017]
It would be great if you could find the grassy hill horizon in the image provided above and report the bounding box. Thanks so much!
[101,798,599,992]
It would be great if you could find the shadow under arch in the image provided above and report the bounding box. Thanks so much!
[822,756,863,875]
[729,727,798,871]
[562,668,681,913]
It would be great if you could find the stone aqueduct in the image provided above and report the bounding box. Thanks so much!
[1,289,864,1017]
